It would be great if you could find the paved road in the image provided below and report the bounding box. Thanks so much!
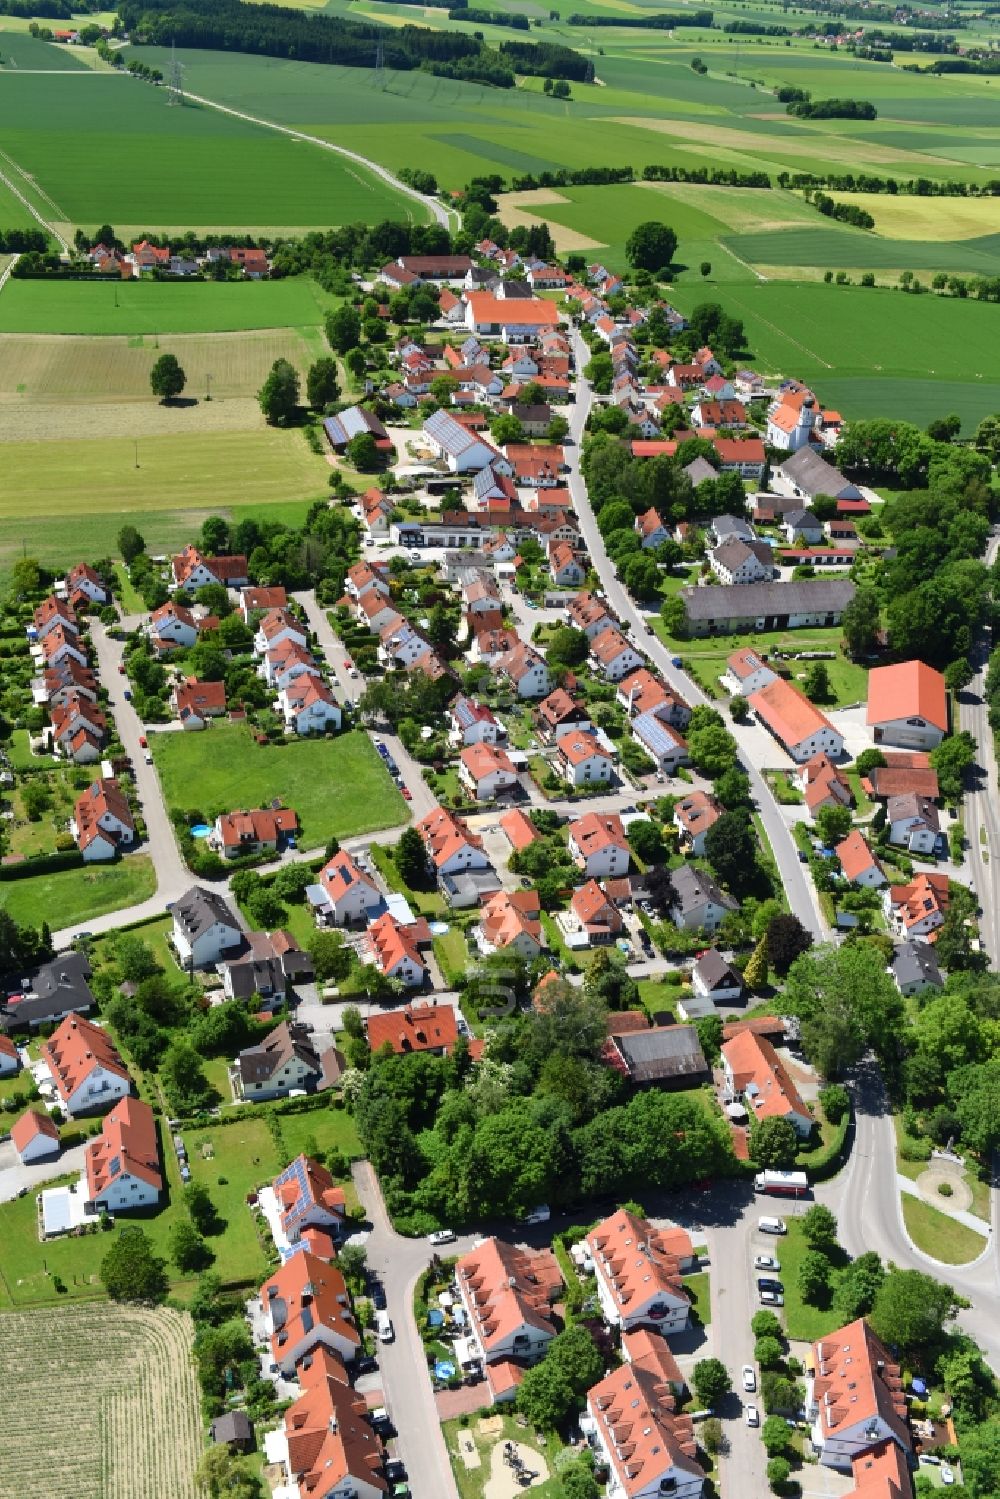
[820,1061,1000,1373]
[566,331,826,940]
[52,623,192,946]
[352,1161,477,1499]
[957,534,1000,964]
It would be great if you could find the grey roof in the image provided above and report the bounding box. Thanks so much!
[779,447,852,498]
[440,869,503,902]
[693,949,743,993]
[632,708,685,758]
[891,941,943,990]
[170,886,240,942]
[784,508,820,528]
[681,577,855,623]
[498,279,535,299]
[510,404,552,424]
[615,1024,708,1083]
[669,864,738,917]
[210,1412,252,1446]
[711,538,773,571]
[887,793,940,830]
[711,514,754,542]
[237,1019,323,1086]
[323,406,387,448]
[3,950,94,1027]
[684,457,718,486]
[222,956,283,1000]
[424,408,491,458]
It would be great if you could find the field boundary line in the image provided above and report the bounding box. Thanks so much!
[183,88,456,230]
[0,152,69,254]
[724,288,833,369]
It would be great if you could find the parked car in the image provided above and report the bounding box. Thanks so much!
[941,1467,955,1486]
[757,1278,784,1295]
[123,690,132,702]
[797,850,808,863]
[759,1289,784,1306]
[754,1255,780,1272]
[385,1460,406,1483]
[376,1311,394,1343]
[519,1204,551,1226]
[138,735,147,748]
[742,1366,756,1393]
[144,752,153,765]
[118,663,126,675]
[429,1229,456,1246]
[402,787,412,801]
[370,1280,387,1310]
[744,1405,759,1428]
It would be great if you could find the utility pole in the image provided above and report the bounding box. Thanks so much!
[374,38,384,92]
[167,39,184,105]
[205,372,213,403]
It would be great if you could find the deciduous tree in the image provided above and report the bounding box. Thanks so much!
[150,353,185,402]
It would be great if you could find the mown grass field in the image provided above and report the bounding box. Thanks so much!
[150,722,407,841]
[0,326,325,404]
[0,70,424,233]
[0,426,330,521]
[0,855,156,930]
[0,1305,201,1499]
[0,276,332,335]
[901,1194,988,1266]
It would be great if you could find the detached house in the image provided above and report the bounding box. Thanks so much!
[566,593,615,641]
[84,1097,162,1214]
[171,544,248,592]
[449,695,506,747]
[690,949,743,1008]
[798,752,852,819]
[209,806,298,861]
[365,913,427,988]
[568,812,630,879]
[570,880,624,944]
[556,731,613,788]
[884,872,949,940]
[710,538,774,587]
[721,1029,812,1137]
[314,849,381,927]
[589,626,643,683]
[169,886,242,968]
[66,562,107,607]
[535,687,592,744]
[587,1209,691,1333]
[460,742,519,801]
[281,676,342,735]
[260,1251,360,1377]
[673,791,722,857]
[669,865,737,932]
[172,677,226,729]
[886,793,940,855]
[417,805,490,878]
[11,1107,61,1165]
[636,509,670,550]
[498,641,550,699]
[549,540,585,587]
[631,709,689,775]
[367,1002,458,1057]
[255,606,307,656]
[269,1154,347,1255]
[836,830,886,889]
[424,408,507,473]
[890,941,943,999]
[237,1020,328,1102]
[42,1014,131,1117]
[150,601,199,650]
[71,778,135,862]
[265,1349,382,1499]
[478,889,543,961]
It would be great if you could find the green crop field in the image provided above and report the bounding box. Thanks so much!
[150,722,408,842]
[0,275,333,335]
[0,70,425,234]
[0,27,87,68]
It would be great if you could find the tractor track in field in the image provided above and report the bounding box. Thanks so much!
[0,151,70,255]
[182,88,460,231]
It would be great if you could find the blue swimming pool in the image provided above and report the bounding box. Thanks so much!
[190,824,212,839]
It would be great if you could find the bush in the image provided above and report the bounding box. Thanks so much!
[938,1182,954,1198]
[767,1456,791,1493]
[818,1083,850,1124]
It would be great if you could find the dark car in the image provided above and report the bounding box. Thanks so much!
[385,1460,407,1482]
[757,1277,784,1294]
[354,1354,378,1376]
[370,1282,387,1310]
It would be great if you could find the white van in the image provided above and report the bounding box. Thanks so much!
[758,1216,787,1235]
[376,1310,394,1343]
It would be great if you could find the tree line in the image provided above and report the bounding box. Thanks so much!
[120,0,589,86]
[777,169,1000,199]
[566,9,711,25]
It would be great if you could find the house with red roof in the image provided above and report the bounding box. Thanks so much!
[84,1097,161,1213]
[807,1318,911,1470]
[535,686,592,744]
[884,872,949,939]
[549,539,585,587]
[555,730,613,788]
[456,1237,563,1384]
[749,678,844,763]
[568,812,629,879]
[315,849,382,927]
[239,585,288,621]
[40,621,87,670]
[570,880,624,944]
[460,742,519,802]
[209,806,298,860]
[0,1033,18,1078]
[265,1346,384,1499]
[269,1154,347,1256]
[33,594,78,640]
[585,1355,703,1499]
[71,778,135,862]
[836,830,886,889]
[149,600,199,650]
[280,676,342,735]
[42,1013,131,1116]
[171,543,248,592]
[721,1029,812,1136]
[50,692,106,763]
[499,808,540,853]
[260,1250,360,1377]
[672,790,723,858]
[586,1209,691,1332]
[417,805,489,877]
[366,1002,458,1057]
[11,1107,61,1165]
[365,913,427,987]
[589,626,643,683]
[171,676,226,729]
[867,660,948,751]
[477,889,543,960]
[797,752,853,818]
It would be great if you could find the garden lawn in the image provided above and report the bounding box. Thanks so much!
[684,1269,711,1326]
[638,978,682,1023]
[278,1101,362,1162]
[369,842,447,918]
[901,1196,987,1266]
[182,1115,281,1287]
[776,1217,846,1341]
[150,723,407,843]
[442,1412,569,1499]
[658,629,868,710]
[0,855,156,930]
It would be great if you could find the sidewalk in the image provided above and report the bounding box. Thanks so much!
[897,1173,990,1238]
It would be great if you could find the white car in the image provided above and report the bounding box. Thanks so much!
[941,1466,955,1486]
[428,1229,456,1246]
[744,1405,760,1428]
[754,1255,781,1272]
[742,1366,756,1393]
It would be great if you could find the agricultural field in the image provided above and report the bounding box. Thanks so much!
[0,276,333,335]
[150,722,408,842]
[0,854,157,930]
[0,1304,201,1499]
[0,69,424,237]
[0,326,326,407]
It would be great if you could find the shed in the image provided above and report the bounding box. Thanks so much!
[210,1411,253,1451]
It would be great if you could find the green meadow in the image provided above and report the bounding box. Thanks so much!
[0,276,333,335]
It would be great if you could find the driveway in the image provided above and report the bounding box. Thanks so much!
[0,1139,88,1203]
